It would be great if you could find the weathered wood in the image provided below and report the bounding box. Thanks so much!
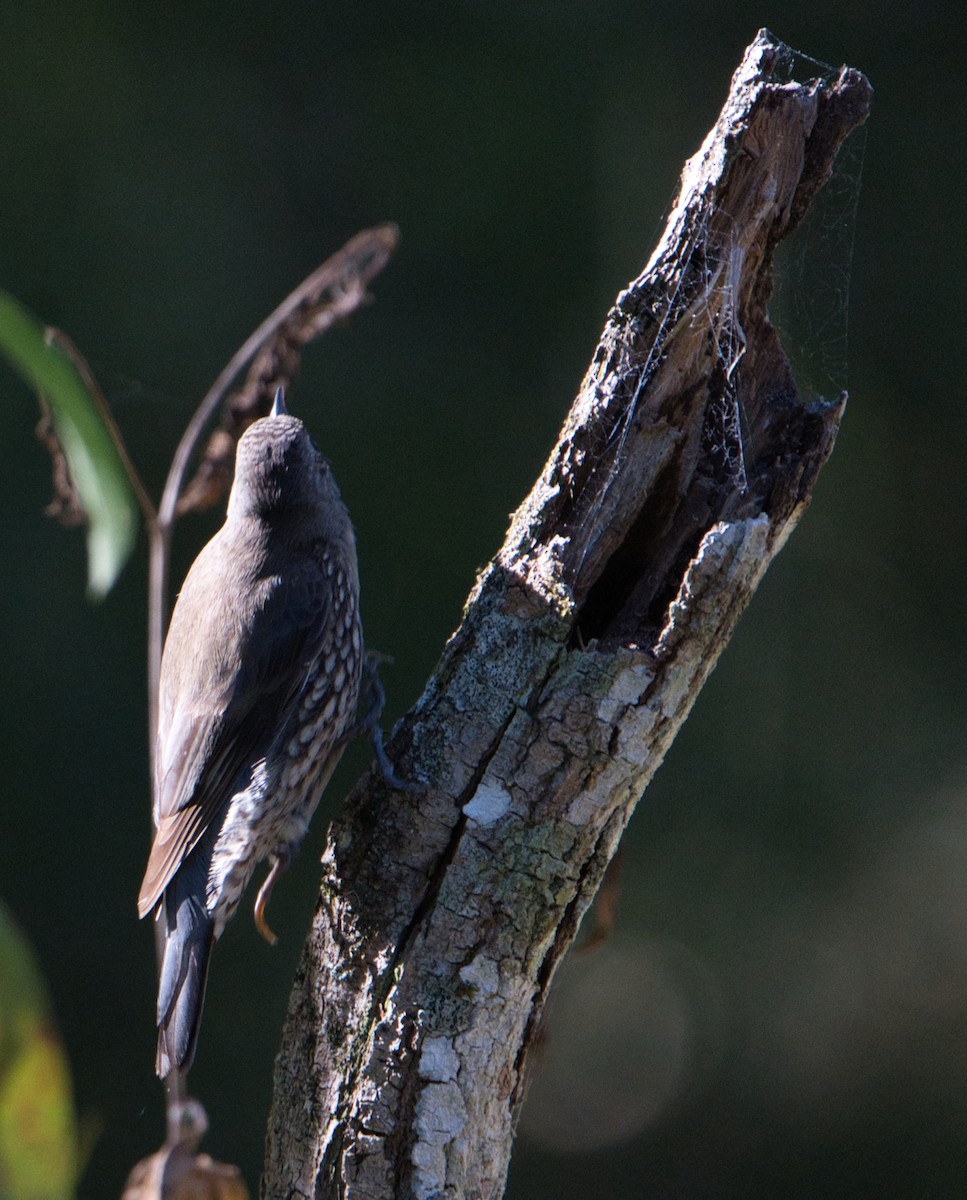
[263,30,872,1200]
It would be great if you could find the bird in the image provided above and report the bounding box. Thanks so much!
[138,388,363,1079]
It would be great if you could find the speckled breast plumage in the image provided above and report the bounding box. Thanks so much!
[206,551,362,934]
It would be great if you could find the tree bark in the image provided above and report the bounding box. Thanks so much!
[263,30,872,1200]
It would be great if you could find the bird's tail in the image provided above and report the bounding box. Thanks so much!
[155,870,215,1079]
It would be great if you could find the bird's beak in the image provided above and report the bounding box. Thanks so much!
[272,386,288,418]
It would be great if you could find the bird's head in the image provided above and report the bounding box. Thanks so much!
[227,389,349,539]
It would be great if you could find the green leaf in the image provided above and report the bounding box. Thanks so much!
[0,901,79,1200]
[0,291,138,598]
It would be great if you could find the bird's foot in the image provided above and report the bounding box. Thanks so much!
[345,650,425,793]
[370,724,424,792]
[254,852,290,945]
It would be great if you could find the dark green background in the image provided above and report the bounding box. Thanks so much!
[1,3,963,1197]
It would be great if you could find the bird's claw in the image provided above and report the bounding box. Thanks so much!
[253,856,287,945]
[371,724,425,794]
[350,650,425,794]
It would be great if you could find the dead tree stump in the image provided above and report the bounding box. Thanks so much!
[263,29,872,1200]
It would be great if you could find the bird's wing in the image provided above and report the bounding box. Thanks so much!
[138,562,333,918]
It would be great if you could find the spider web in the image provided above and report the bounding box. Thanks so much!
[695,42,867,496]
[766,42,868,407]
[576,37,866,580]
